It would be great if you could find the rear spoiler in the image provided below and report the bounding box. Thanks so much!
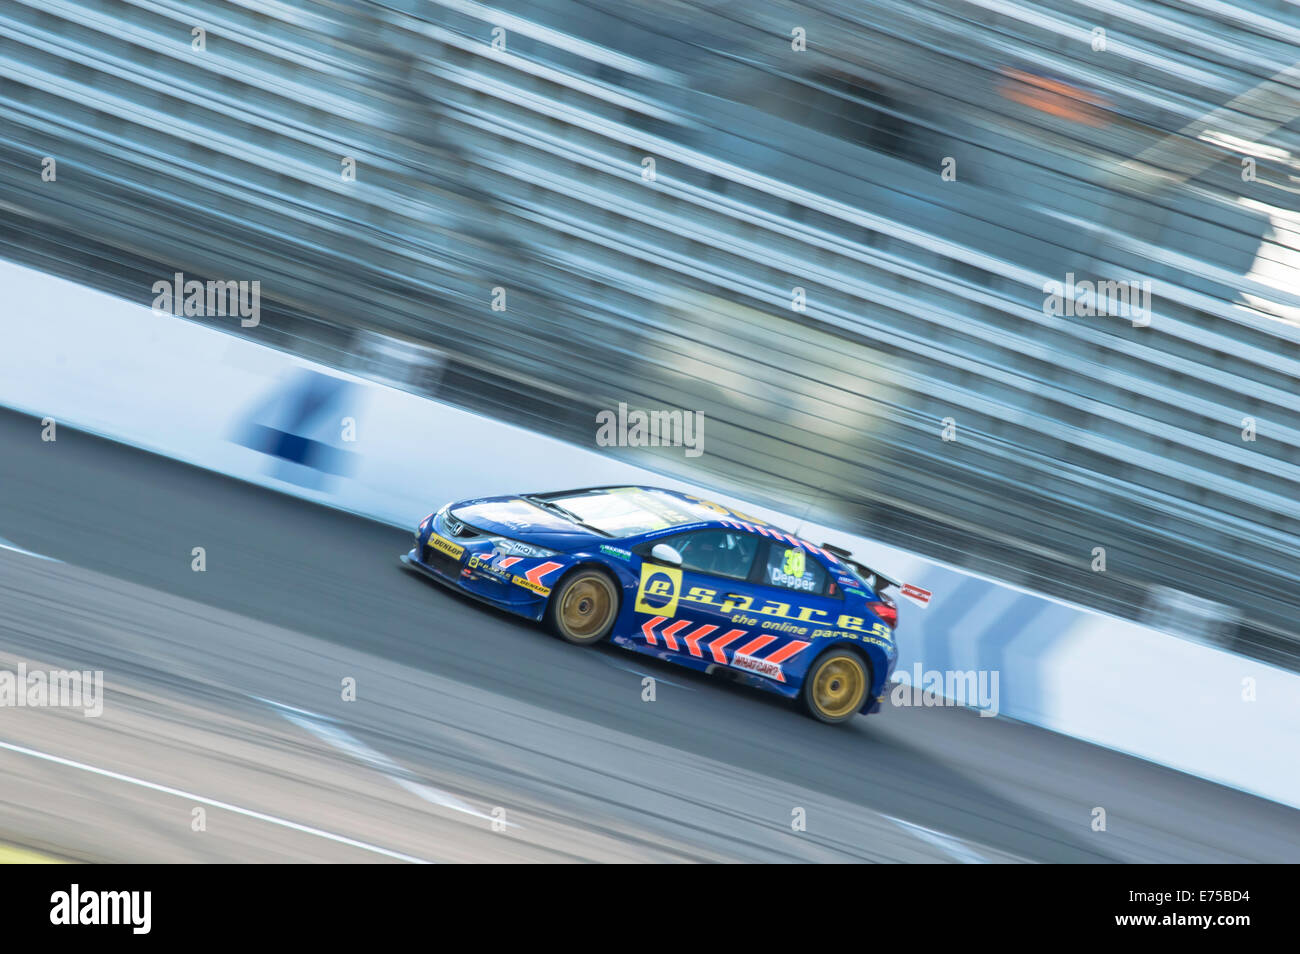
[821,542,900,594]
[853,561,902,595]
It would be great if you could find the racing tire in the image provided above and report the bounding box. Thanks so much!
[801,648,871,724]
[546,567,619,646]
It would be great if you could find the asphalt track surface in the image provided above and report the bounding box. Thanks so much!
[0,407,1297,862]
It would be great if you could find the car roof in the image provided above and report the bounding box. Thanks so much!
[542,485,839,560]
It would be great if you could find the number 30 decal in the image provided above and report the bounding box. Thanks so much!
[781,547,806,578]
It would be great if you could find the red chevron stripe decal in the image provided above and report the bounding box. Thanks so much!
[641,616,666,645]
[734,634,777,657]
[659,619,691,651]
[636,621,811,680]
[708,629,747,664]
[764,640,811,666]
[682,624,718,658]
[525,561,564,585]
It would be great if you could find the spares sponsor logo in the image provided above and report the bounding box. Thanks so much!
[634,564,681,616]
[678,586,893,642]
[467,550,513,580]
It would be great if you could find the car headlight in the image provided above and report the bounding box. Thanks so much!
[417,505,447,536]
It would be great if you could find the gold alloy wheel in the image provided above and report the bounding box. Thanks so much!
[807,652,868,722]
[556,572,617,643]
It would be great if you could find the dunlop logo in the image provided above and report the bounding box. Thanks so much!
[428,533,465,560]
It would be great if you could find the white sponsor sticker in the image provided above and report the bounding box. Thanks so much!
[901,583,932,607]
[768,567,815,591]
[732,652,783,680]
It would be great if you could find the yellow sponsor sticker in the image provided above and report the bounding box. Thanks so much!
[427,533,465,560]
[511,575,552,597]
[781,547,806,578]
[676,588,893,642]
[634,563,681,617]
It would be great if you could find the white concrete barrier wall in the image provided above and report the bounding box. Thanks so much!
[3,259,1297,810]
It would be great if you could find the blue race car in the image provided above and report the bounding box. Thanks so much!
[401,485,902,723]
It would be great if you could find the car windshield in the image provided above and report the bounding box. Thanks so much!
[547,488,724,536]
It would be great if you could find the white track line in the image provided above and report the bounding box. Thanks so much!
[256,697,506,826]
[0,538,62,562]
[0,738,431,864]
[884,814,991,864]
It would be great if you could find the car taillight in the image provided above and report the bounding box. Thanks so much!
[867,601,898,628]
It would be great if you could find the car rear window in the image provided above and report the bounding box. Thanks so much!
[761,540,829,595]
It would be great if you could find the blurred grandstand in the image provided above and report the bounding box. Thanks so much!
[0,0,1297,664]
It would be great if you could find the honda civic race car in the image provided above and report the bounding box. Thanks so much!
[400,485,908,723]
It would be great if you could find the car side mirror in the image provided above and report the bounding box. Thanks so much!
[650,543,683,567]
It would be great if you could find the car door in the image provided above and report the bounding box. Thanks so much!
[631,528,763,664]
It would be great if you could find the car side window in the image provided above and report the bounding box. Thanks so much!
[761,540,829,595]
[665,529,760,580]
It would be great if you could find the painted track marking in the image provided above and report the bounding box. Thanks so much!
[0,737,432,864]
[885,814,990,864]
[256,697,509,826]
[0,538,61,562]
